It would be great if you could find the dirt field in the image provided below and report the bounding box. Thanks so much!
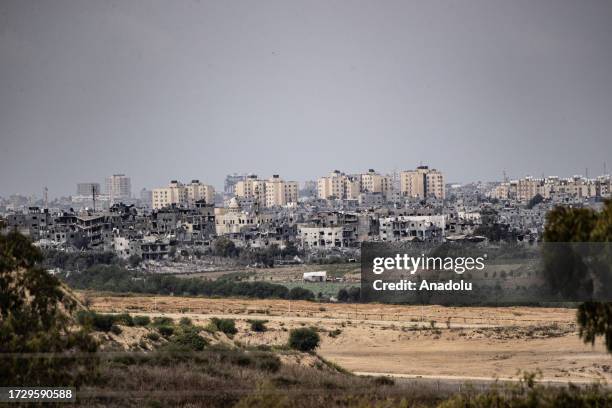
[84,293,612,384]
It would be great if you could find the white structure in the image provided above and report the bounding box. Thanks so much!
[303,271,327,282]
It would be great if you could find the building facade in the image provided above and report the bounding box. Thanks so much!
[152,180,215,210]
[105,174,131,204]
[234,174,298,207]
[400,166,445,199]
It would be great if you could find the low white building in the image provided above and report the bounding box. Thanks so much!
[303,271,327,282]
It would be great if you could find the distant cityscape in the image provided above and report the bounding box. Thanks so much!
[1,165,611,264]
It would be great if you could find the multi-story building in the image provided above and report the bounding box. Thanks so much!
[224,173,246,196]
[297,225,356,249]
[317,170,361,200]
[152,180,215,210]
[495,174,610,203]
[214,198,274,235]
[264,175,298,207]
[379,215,445,242]
[317,169,392,200]
[105,174,131,204]
[76,182,100,196]
[400,166,445,199]
[360,169,391,196]
[234,174,297,207]
[185,180,215,205]
[235,174,266,203]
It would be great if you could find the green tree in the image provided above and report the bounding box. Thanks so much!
[544,200,612,352]
[287,287,315,300]
[337,288,349,302]
[213,237,239,258]
[0,229,98,386]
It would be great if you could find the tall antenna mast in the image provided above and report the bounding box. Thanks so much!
[92,184,97,212]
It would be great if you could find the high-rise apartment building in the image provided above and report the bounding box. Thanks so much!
[317,169,393,200]
[76,182,100,196]
[317,170,361,200]
[234,174,298,207]
[186,180,215,205]
[105,174,131,204]
[399,166,445,199]
[152,180,215,210]
[360,169,391,195]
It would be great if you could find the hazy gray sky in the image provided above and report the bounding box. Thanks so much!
[1,0,612,197]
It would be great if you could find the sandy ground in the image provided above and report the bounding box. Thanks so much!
[84,293,612,384]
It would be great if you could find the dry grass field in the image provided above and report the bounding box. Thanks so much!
[84,292,612,385]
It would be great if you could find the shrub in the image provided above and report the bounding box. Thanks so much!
[373,376,395,386]
[288,327,320,352]
[114,313,134,327]
[133,315,151,326]
[179,317,192,326]
[210,318,237,336]
[287,287,315,300]
[152,316,173,326]
[146,332,160,341]
[253,352,281,372]
[157,326,175,337]
[87,312,114,332]
[172,331,208,351]
[248,319,268,332]
[337,288,349,302]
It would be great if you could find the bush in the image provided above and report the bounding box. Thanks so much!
[210,318,237,336]
[157,326,175,337]
[287,287,315,300]
[373,376,394,386]
[75,311,115,332]
[146,332,160,341]
[152,316,173,326]
[248,319,268,332]
[133,315,151,326]
[114,313,134,327]
[172,331,208,351]
[179,317,192,326]
[92,314,115,332]
[288,327,320,352]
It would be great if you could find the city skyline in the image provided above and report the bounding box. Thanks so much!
[2,0,612,197]
[2,165,612,201]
